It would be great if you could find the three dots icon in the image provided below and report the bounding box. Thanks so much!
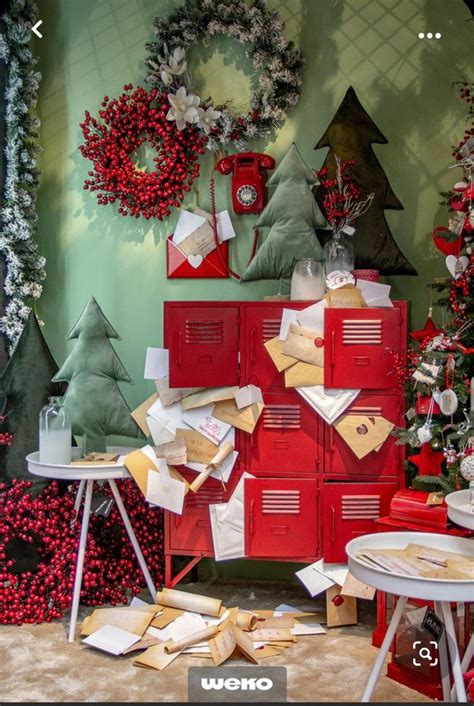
[418,32,441,39]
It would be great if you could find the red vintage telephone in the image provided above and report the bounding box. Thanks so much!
[215,152,275,214]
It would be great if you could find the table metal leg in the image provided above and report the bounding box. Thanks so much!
[68,479,93,642]
[434,601,452,702]
[71,479,86,525]
[108,479,156,601]
[442,601,468,702]
[361,595,407,702]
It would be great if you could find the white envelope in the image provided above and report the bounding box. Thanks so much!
[144,347,169,380]
[185,451,239,484]
[183,403,231,445]
[296,385,360,424]
[146,469,185,515]
[357,280,393,308]
[219,471,255,531]
[147,398,190,438]
[172,209,207,245]
[291,623,326,636]
[321,563,349,587]
[147,612,207,643]
[234,385,263,409]
[297,300,327,331]
[217,210,236,242]
[82,625,141,655]
[279,309,300,340]
[209,503,246,561]
[295,560,336,597]
[146,415,175,445]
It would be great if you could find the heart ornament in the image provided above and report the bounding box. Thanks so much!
[446,255,468,279]
[187,254,203,269]
[432,226,463,256]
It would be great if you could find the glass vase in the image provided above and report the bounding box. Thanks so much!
[39,396,72,464]
[323,233,355,278]
[290,259,325,300]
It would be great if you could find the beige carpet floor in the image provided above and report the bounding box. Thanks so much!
[1,579,432,703]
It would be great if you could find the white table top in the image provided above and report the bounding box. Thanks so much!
[445,489,474,531]
[27,447,133,481]
[346,531,474,602]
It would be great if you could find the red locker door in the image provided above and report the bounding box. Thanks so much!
[243,303,304,388]
[168,305,240,388]
[246,389,322,473]
[325,393,404,478]
[168,479,227,553]
[323,482,398,563]
[245,478,319,558]
[324,303,407,389]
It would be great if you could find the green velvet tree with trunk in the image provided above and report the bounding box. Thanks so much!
[52,297,144,452]
[241,143,329,282]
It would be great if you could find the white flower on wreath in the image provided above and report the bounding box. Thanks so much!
[160,47,187,85]
[197,106,222,134]
[167,86,200,130]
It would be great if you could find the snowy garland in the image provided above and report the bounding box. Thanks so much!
[0,0,44,351]
[145,0,304,151]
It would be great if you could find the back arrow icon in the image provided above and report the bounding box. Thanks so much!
[32,20,43,38]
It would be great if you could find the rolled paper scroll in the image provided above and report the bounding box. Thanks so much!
[156,587,222,617]
[164,625,218,654]
[189,442,234,493]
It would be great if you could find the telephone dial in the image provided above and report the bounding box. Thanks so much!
[215,152,275,214]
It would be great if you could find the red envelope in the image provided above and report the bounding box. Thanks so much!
[166,236,229,279]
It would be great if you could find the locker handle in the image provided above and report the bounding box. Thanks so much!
[249,499,255,536]
[330,425,334,454]
[330,505,336,543]
[250,329,256,366]
[331,330,335,384]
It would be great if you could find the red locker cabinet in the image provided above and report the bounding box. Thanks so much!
[246,389,323,474]
[324,302,407,390]
[244,477,319,559]
[324,393,404,480]
[166,303,240,388]
[323,482,398,563]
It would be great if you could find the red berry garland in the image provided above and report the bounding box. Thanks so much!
[0,479,164,625]
[80,85,207,220]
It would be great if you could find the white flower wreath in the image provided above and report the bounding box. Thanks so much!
[145,0,304,151]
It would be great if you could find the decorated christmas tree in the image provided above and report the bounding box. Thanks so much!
[394,82,474,492]
[314,86,416,275]
[241,143,329,282]
[0,312,63,492]
[52,297,144,452]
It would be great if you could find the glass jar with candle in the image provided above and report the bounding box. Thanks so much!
[290,259,325,301]
[39,397,72,465]
[323,233,355,278]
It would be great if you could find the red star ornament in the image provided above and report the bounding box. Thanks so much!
[409,443,445,477]
[409,310,441,344]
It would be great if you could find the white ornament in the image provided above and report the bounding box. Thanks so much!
[438,388,459,416]
[446,255,469,279]
[460,454,474,482]
[417,424,433,444]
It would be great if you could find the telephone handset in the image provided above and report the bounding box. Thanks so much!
[215,151,275,214]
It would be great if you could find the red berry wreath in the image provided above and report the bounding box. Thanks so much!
[0,479,164,625]
[80,84,206,220]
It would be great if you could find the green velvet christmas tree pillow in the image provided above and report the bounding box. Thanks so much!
[241,143,329,282]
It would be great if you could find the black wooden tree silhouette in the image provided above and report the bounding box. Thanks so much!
[0,312,64,492]
[315,86,417,275]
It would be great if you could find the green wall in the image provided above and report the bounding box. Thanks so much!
[34,0,473,409]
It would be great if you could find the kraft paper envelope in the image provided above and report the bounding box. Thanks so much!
[264,336,298,372]
[178,220,216,258]
[181,387,239,411]
[175,428,218,464]
[154,376,203,408]
[333,414,394,459]
[341,572,376,600]
[131,393,159,437]
[282,323,324,367]
[285,361,324,387]
[134,643,182,671]
[150,607,184,629]
[213,399,264,434]
[326,585,357,628]
[251,628,295,642]
[324,284,366,308]
[81,607,155,636]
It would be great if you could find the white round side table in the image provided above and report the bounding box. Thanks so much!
[27,448,156,642]
[346,531,474,703]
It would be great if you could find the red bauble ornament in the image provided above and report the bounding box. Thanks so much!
[409,443,445,477]
[79,85,207,220]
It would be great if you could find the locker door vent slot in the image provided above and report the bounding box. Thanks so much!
[262,319,281,342]
[341,494,381,520]
[185,320,224,344]
[261,489,301,515]
[343,320,382,345]
[349,406,383,416]
[263,404,301,430]
[185,487,225,509]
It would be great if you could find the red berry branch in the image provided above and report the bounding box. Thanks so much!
[80,85,207,220]
[0,479,164,625]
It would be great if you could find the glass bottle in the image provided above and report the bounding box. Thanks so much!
[323,233,355,278]
[290,259,325,300]
[39,396,72,464]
